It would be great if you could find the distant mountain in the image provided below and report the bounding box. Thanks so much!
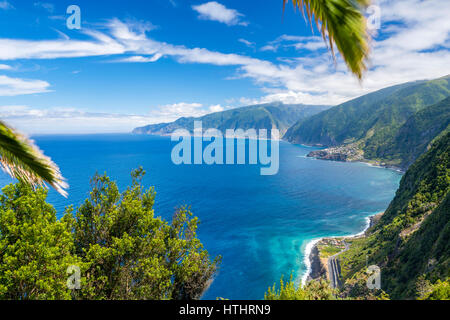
[133,103,331,136]
[285,75,450,169]
[340,132,450,299]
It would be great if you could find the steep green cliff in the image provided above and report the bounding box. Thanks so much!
[285,76,450,169]
[340,132,450,299]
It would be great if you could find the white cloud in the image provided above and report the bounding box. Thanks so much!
[0,64,12,70]
[0,1,13,10]
[34,2,55,13]
[51,28,70,40]
[0,103,229,134]
[247,0,450,105]
[0,105,32,116]
[48,15,65,21]
[238,38,255,48]
[107,18,157,39]
[260,44,278,52]
[209,104,225,113]
[239,90,340,106]
[0,75,51,96]
[261,35,327,52]
[291,40,326,51]
[0,105,159,134]
[148,102,227,122]
[150,102,204,120]
[115,54,163,63]
[192,2,248,26]
[0,0,448,108]
[0,36,125,60]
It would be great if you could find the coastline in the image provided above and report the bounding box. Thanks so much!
[133,132,398,289]
[291,141,405,173]
[358,161,405,174]
[301,212,382,287]
[309,154,405,173]
[309,153,405,173]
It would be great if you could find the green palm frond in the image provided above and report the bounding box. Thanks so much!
[284,0,371,79]
[0,121,68,197]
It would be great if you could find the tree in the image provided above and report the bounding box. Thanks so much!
[420,279,450,300]
[284,0,371,79]
[0,169,219,300]
[265,276,339,300]
[0,183,78,300]
[0,121,67,196]
[70,168,220,300]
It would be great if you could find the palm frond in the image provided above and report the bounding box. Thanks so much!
[0,121,68,197]
[285,0,371,79]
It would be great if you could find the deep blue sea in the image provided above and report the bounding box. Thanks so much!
[0,134,402,299]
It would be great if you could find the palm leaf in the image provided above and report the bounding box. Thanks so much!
[0,121,68,197]
[284,0,371,79]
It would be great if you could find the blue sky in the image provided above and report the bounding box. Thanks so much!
[0,0,449,133]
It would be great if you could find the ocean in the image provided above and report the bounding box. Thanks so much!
[0,134,402,299]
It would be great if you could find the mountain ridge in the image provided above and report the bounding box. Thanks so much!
[132,103,331,137]
[285,76,450,170]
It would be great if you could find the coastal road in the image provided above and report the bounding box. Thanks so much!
[328,241,350,289]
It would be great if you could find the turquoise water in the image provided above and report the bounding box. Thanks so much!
[0,134,402,299]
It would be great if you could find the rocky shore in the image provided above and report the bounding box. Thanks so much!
[306,245,327,282]
[306,213,384,284]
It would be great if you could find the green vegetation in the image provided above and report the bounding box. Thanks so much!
[317,240,345,259]
[265,277,339,300]
[0,168,219,300]
[270,131,449,301]
[0,184,78,299]
[133,103,330,137]
[264,276,389,300]
[339,132,450,299]
[318,245,341,259]
[380,96,450,168]
[418,278,450,300]
[284,76,450,169]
